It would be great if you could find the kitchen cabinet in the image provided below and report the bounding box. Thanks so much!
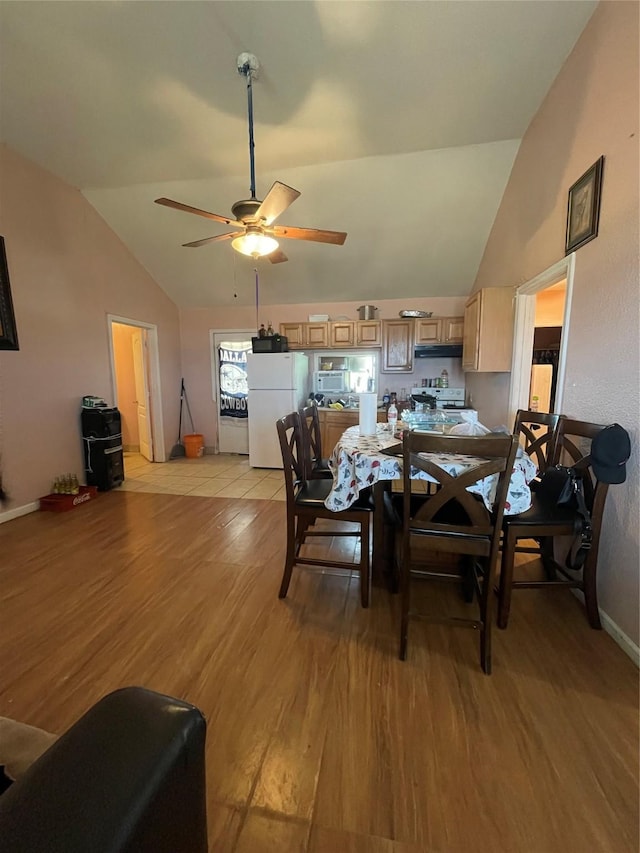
[415,316,464,344]
[330,321,355,348]
[356,320,381,347]
[381,319,414,372]
[318,408,386,456]
[279,322,329,349]
[280,320,381,349]
[462,288,514,372]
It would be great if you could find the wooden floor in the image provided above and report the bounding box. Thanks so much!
[1,491,638,852]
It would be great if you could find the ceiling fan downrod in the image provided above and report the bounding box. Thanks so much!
[237,53,260,202]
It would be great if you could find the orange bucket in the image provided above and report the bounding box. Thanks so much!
[183,433,204,458]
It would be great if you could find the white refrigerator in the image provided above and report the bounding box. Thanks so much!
[247,352,309,468]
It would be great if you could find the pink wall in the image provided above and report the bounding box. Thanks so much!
[180,296,467,450]
[112,323,139,448]
[0,145,182,512]
[469,2,640,645]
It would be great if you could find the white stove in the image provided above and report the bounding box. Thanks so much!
[410,387,477,424]
[410,387,466,408]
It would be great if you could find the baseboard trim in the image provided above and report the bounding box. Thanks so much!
[600,609,640,668]
[0,501,39,525]
[572,589,639,667]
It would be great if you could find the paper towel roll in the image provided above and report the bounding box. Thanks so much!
[359,393,378,436]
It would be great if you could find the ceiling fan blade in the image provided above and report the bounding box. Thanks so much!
[270,224,347,245]
[254,182,301,226]
[155,197,244,228]
[182,232,238,248]
[268,249,288,264]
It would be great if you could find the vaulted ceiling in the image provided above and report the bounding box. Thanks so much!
[0,1,597,307]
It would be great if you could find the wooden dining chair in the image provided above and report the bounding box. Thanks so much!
[506,409,561,561]
[497,418,612,630]
[298,404,332,480]
[388,431,518,674]
[513,409,560,475]
[276,411,373,607]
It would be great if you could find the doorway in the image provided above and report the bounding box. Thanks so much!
[508,255,575,425]
[108,315,165,463]
[210,329,253,455]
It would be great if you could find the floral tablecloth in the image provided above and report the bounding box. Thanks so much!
[325,424,537,515]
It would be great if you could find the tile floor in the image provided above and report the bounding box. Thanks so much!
[120,452,286,501]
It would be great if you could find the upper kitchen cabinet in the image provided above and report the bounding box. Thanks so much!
[462,288,514,372]
[279,322,329,349]
[280,320,381,349]
[415,316,464,344]
[381,319,414,372]
[356,320,381,347]
[330,321,355,348]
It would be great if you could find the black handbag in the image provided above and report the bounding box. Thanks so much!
[537,465,592,570]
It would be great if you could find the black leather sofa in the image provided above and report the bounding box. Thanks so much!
[0,686,208,852]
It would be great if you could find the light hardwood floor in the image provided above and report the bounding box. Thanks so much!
[1,490,638,852]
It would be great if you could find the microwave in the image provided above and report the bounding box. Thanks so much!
[314,370,349,394]
[251,335,289,353]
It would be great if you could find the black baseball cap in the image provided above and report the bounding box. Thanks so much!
[591,424,631,484]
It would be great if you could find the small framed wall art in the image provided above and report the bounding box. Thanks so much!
[0,236,19,350]
[565,156,604,254]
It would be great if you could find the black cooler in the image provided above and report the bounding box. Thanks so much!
[81,406,124,491]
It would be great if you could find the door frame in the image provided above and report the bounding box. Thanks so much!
[507,254,575,426]
[107,314,166,462]
[210,328,254,454]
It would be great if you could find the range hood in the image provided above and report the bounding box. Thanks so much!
[414,344,463,359]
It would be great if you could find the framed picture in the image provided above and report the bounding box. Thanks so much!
[0,236,19,350]
[565,156,604,254]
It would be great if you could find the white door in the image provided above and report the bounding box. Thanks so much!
[212,330,253,454]
[132,329,153,461]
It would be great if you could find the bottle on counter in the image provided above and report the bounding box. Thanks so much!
[266,321,274,336]
[258,324,266,338]
[440,369,449,388]
[387,402,398,433]
[382,388,390,406]
[530,395,539,412]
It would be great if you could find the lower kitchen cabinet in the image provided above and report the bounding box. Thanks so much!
[318,408,386,457]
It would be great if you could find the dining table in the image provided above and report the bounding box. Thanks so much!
[326,423,538,577]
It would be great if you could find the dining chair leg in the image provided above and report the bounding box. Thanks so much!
[359,515,371,608]
[582,555,603,630]
[399,558,410,661]
[497,531,517,630]
[480,556,496,674]
[279,517,297,599]
[460,555,475,603]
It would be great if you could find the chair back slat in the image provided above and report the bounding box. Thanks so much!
[513,409,560,473]
[276,412,305,500]
[299,404,324,478]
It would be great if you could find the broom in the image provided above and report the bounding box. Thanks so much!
[169,378,187,459]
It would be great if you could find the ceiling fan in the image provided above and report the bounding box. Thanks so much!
[155,53,347,264]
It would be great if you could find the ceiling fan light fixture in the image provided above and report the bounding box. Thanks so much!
[232,231,279,258]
